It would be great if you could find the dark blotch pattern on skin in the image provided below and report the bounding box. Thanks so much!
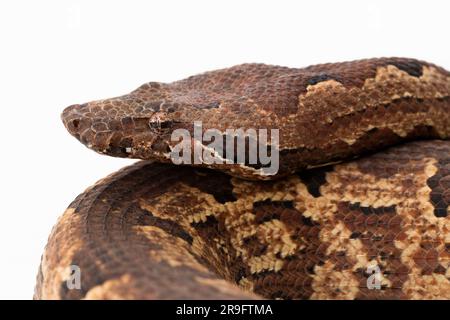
[243,235,268,257]
[184,168,237,204]
[306,73,342,86]
[60,250,109,300]
[390,59,424,77]
[297,166,333,197]
[191,215,220,230]
[347,202,397,215]
[138,209,193,245]
[426,156,450,218]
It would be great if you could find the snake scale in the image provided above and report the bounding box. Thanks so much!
[35,58,450,299]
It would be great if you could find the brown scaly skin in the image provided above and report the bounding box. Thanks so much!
[61,57,450,179]
[36,58,450,299]
[35,140,450,299]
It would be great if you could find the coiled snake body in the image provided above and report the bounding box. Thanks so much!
[35,58,450,299]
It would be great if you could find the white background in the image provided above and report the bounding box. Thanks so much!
[0,0,449,299]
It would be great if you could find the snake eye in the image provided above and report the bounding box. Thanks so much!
[72,119,80,129]
[149,119,173,131]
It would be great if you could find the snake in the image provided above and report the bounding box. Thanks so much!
[34,58,450,299]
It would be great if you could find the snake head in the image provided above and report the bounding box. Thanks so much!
[61,82,191,160]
